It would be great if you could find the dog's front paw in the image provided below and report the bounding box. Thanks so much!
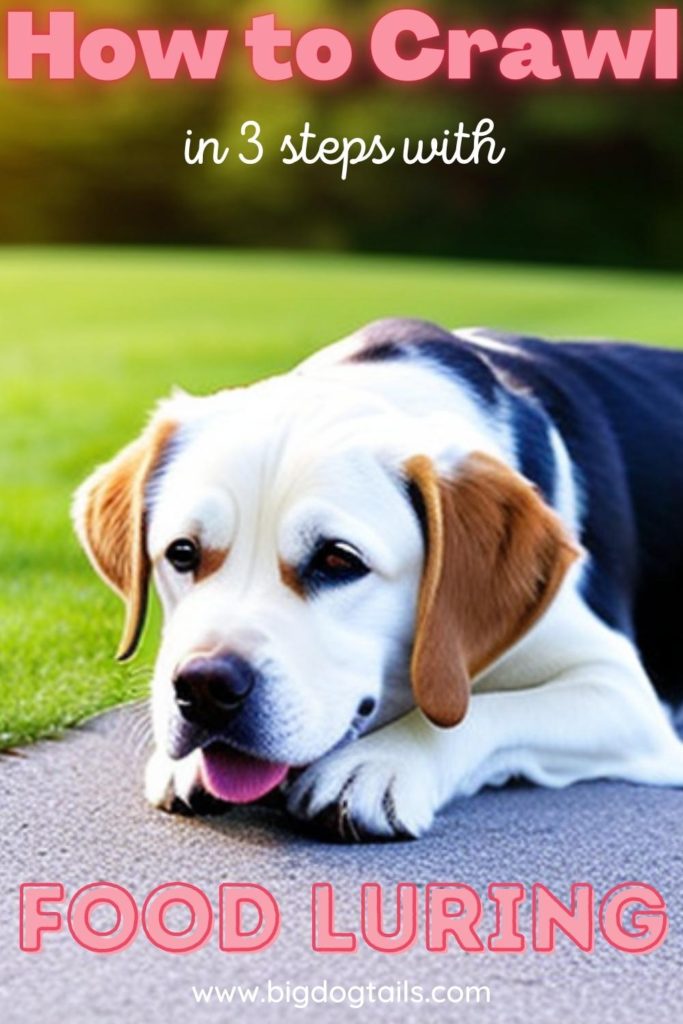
[286,731,437,842]
[145,749,179,812]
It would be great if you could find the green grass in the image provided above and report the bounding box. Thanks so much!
[2,246,683,748]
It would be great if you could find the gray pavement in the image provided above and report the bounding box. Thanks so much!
[1,703,683,1023]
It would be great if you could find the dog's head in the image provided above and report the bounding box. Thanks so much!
[73,373,577,804]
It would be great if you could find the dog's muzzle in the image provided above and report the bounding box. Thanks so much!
[169,651,290,804]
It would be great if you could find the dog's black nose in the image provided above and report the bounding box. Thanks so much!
[173,652,256,728]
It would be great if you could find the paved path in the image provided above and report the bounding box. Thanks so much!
[1,704,682,1023]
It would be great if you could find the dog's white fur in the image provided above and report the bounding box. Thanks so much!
[76,329,683,840]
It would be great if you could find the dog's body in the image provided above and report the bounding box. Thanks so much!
[74,319,683,840]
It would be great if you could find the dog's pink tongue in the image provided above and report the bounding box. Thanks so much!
[200,744,289,804]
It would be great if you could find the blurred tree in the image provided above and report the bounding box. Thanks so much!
[0,0,680,268]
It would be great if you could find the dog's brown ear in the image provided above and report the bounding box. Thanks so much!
[405,452,579,728]
[72,418,176,661]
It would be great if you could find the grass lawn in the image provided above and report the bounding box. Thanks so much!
[2,246,683,749]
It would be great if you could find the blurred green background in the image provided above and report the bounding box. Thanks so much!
[0,0,682,267]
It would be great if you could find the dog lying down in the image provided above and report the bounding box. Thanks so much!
[73,318,683,841]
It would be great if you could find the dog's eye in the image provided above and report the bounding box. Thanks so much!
[165,538,200,574]
[306,540,369,587]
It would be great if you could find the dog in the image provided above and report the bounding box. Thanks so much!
[73,318,683,841]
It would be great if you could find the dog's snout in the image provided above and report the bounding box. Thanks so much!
[173,652,257,727]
